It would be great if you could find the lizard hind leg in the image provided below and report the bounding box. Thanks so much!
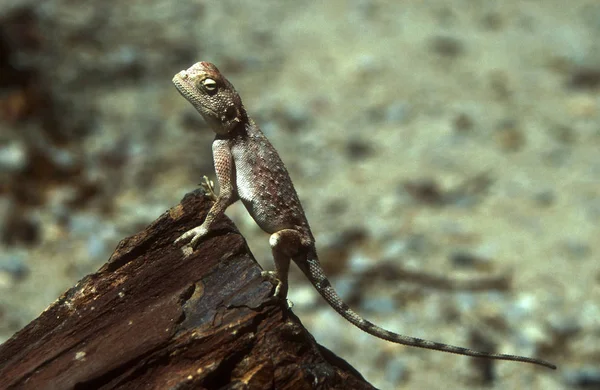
[262,229,305,299]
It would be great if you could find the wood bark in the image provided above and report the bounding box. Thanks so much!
[0,190,375,390]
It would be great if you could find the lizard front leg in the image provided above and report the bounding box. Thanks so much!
[175,139,237,249]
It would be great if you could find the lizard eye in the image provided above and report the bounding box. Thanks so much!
[201,78,218,92]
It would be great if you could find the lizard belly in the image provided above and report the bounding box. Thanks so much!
[236,174,286,233]
[235,159,303,234]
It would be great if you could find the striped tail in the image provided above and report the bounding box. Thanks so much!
[297,254,556,370]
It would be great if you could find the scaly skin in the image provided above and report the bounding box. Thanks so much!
[172,61,556,370]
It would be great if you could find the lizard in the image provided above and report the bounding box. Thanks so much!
[172,61,556,370]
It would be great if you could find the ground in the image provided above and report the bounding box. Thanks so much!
[0,1,598,389]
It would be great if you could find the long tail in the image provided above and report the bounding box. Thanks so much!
[297,254,556,370]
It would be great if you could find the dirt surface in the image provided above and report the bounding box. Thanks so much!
[1,1,599,389]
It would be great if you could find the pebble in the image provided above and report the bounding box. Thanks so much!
[563,366,600,388]
[448,250,493,271]
[480,11,504,31]
[518,324,549,346]
[541,148,570,168]
[281,105,310,132]
[360,296,397,315]
[454,292,477,312]
[505,294,537,322]
[68,213,118,263]
[549,125,577,145]
[566,94,597,117]
[403,233,432,255]
[532,190,556,207]
[345,138,374,160]
[494,119,525,151]
[0,142,27,173]
[0,252,29,281]
[3,211,41,246]
[381,240,408,259]
[384,358,407,385]
[429,35,465,58]
[567,67,600,90]
[384,101,410,124]
[287,285,319,308]
[453,112,474,133]
[561,239,591,260]
[87,235,108,262]
[547,314,581,337]
[347,251,373,273]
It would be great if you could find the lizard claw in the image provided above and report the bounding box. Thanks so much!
[174,226,208,249]
[200,175,217,201]
[261,270,286,298]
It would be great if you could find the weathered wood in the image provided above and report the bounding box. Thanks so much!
[0,190,375,390]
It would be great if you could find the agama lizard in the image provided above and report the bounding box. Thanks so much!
[172,61,556,370]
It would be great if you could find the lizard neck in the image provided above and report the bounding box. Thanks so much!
[215,117,251,140]
[245,118,265,137]
[223,118,265,140]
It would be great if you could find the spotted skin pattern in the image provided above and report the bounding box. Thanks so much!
[172,62,556,370]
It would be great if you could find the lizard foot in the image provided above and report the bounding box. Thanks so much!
[260,270,293,308]
[199,175,217,201]
[174,225,208,249]
[261,270,285,298]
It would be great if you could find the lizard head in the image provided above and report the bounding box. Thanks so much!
[172,62,247,135]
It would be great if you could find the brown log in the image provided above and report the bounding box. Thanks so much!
[0,190,375,390]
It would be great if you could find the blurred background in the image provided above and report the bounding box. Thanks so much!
[1,1,599,388]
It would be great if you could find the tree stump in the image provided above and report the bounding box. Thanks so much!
[0,190,375,390]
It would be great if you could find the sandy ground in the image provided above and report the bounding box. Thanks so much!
[1,1,599,388]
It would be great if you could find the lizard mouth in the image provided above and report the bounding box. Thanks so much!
[172,71,195,94]
[172,72,218,120]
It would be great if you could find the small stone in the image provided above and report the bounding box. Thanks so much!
[382,240,408,259]
[581,4,600,32]
[384,358,407,385]
[402,178,445,206]
[87,235,108,262]
[429,35,465,58]
[560,239,591,260]
[347,252,373,273]
[547,314,581,338]
[549,125,577,144]
[273,104,310,132]
[1,211,40,246]
[453,112,474,133]
[449,250,493,271]
[467,330,497,385]
[494,119,525,152]
[287,285,319,308]
[480,11,504,31]
[360,296,397,315]
[489,70,512,100]
[345,138,374,160]
[404,233,432,255]
[567,67,600,90]
[0,252,29,281]
[563,366,600,388]
[355,54,379,75]
[0,142,27,173]
[541,148,570,168]
[384,101,410,123]
[508,294,538,322]
[532,190,556,207]
[324,198,349,216]
[566,94,597,118]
